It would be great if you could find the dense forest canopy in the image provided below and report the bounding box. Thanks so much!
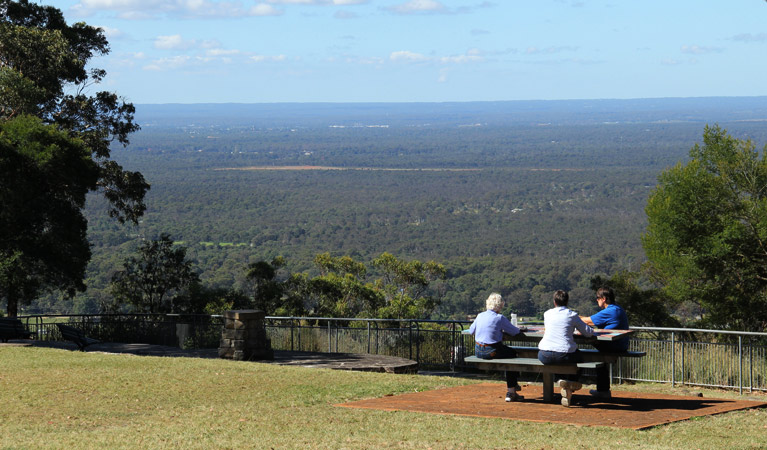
[16,98,767,320]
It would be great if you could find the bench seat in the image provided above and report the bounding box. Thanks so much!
[464,356,605,402]
[503,346,646,363]
[0,318,37,342]
[56,323,100,351]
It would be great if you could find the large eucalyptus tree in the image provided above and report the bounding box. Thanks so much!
[0,0,149,316]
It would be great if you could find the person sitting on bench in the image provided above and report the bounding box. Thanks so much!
[468,293,525,402]
[580,286,629,399]
[538,290,595,407]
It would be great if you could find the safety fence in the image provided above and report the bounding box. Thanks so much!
[16,314,767,393]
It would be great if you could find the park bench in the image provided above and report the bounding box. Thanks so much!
[0,317,37,342]
[505,346,646,363]
[464,355,606,402]
[56,323,100,351]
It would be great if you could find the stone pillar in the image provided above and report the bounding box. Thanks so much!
[218,310,274,361]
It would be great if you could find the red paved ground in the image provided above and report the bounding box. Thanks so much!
[337,383,767,430]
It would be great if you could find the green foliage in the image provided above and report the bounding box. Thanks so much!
[244,257,285,314]
[643,125,767,331]
[0,0,148,316]
[589,272,681,328]
[0,116,97,316]
[109,234,199,313]
[372,252,446,319]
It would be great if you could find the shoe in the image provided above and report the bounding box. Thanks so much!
[505,391,524,402]
[557,380,582,392]
[589,389,612,399]
[561,395,571,407]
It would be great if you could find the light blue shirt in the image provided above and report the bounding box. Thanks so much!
[469,309,521,345]
[538,306,594,353]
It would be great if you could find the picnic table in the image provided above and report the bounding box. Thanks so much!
[462,326,644,403]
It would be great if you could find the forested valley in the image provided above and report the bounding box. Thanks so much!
[23,99,767,320]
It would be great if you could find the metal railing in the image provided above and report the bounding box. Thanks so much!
[16,314,767,393]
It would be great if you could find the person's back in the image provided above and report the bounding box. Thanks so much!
[537,290,593,407]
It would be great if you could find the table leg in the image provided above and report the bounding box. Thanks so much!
[542,373,554,401]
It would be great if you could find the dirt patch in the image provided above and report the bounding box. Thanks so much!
[337,382,767,429]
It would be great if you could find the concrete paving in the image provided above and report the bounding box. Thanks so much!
[5,340,419,374]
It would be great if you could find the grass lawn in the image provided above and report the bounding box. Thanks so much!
[0,347,765,449]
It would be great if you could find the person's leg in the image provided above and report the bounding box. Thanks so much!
[494,344,523,401]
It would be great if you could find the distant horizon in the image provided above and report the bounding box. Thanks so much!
[135,95,767,106]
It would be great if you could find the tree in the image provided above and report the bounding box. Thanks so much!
[643,125,767,331]
[372,252,446,319]
[110,235,199,313]
[245,257,285,314]
[0,116,97,316]
[589,272,680,328]
[0,1,149,316]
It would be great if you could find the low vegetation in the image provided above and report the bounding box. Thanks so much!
[1,347,765,449]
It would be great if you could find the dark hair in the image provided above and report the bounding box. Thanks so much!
[553,290,569,307]
[596,286,615,304]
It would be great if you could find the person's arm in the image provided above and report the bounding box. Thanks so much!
[574,316,594,338]
[468,320,477,336]
[580,315,595,326]
[499,316,520,336]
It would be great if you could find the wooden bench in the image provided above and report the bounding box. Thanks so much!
[56,323,100,351]
[0,318,37,342]
[464,355,605,402]
[505,346,646,363]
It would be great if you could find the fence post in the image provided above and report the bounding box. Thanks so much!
[328,320,332,353]
[367,321,371,354]
[408,320,413,361]
[749,337,753,393]
[671,331,676,387]
[739,335,743,395]
[681,335,685,387]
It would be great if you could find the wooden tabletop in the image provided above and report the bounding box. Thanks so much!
[463,326,634,342]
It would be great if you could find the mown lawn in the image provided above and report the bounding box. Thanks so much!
[0,347,765,449]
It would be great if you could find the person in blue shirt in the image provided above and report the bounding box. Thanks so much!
[581,286,630,399]
[469,293,525,402]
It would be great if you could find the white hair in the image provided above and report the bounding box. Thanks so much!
[486,293,504,312]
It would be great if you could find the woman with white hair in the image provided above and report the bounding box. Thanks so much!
[468,292,525,401]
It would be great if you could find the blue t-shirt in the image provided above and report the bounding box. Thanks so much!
[590,304,629,351]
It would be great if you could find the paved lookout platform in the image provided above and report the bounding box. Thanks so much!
[6,341,418,373]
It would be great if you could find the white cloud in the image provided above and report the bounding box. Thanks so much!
[72,0,285,19]
[250,54,288,62]
[525,46,578,55]
[390,50,429,62]
[440,48,484,63]
[386,0,446,14]
[207,49,241,56]
[143,55,193,71]
[154,34,196,50]
[681,45,723,55]
[267,0,367,4]
[250,3,284,15]
[98,25,125,40]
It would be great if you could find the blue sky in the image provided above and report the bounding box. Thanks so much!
[54,0,767,104]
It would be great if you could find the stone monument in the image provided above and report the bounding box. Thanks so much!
[218,309,274,361]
